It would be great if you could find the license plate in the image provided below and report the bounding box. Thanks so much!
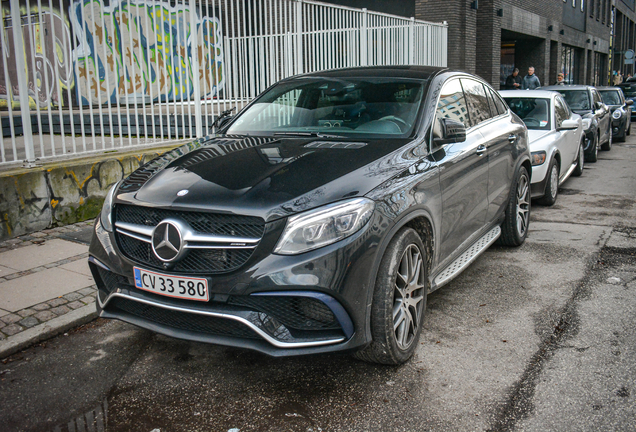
[133,267,209,301]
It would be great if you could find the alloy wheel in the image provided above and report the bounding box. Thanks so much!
[549,164,559,200]
[393,244,426,350]
[516,173,530,237]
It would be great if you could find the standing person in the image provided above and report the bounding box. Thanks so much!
[613,71,623,85]
[521,66,541,90]
[505,68,522,90]
[555,73,566,85]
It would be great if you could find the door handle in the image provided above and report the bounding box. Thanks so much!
[476,145,487,155]
[508,134,517,143]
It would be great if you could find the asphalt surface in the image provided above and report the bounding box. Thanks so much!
[1,141,635,432]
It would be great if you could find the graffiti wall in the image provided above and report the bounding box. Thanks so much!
[70,0,225,105]
[0,0,225,109]
[0,3,74,109]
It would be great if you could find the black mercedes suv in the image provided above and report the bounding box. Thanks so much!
[89,66,531,364]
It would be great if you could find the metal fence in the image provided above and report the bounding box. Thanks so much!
[0,0,447,166]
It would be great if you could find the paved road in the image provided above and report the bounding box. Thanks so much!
[1,141,635,432]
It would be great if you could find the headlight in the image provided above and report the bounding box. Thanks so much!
[613,109,623,119]
[274,198,375,255]
[531,151,546,166]
[100,181,120,232]
[581,118,592,130]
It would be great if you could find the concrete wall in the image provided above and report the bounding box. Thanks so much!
[0,144,178,240]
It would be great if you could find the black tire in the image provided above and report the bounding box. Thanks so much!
[353,228,427,365]
[498,166,530,247]
[537,159,559,206]
[573,139,585,177]
[587,133,599,163]
[602,128,612,151]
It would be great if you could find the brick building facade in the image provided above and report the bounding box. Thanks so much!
[414,0,636,89]
[327,0,636,89]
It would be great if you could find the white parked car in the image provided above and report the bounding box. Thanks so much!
[499,90,584,206]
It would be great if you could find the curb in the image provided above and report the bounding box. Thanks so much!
[0,303,98,359]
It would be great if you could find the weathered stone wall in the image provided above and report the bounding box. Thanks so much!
[0,145,178,240]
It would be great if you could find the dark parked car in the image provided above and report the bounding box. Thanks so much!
[89,67,531,365]
[598,86,633,142]
[542,85,612,161]
[617,81,636,122]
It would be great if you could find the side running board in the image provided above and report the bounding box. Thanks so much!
[432,226,501,290]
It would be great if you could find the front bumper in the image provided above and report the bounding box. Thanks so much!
[530,160,549,198]
[89,212,386,357]
[612,115,628,138]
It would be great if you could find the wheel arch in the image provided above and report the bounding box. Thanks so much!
[363,209,436,339]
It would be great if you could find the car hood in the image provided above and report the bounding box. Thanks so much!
[572,109,594,117]
[527,129,552,144]
[115,135,420,222]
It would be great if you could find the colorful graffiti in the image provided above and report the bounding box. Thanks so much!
[0,6,74,109]
[70,0,225,106]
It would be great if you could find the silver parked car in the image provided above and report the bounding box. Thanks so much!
[500,90,584,206]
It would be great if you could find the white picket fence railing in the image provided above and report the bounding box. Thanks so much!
[0,0,447,166]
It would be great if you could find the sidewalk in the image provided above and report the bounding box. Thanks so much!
[0,221,98,358]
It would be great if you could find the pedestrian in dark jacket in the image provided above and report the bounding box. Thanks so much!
[521,67,541,90]
[505,68,522,90]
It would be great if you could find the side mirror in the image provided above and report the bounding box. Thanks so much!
[594,101,604,110]
[557,119,579,131]
[433,118,467,145]
[216,115,234,131]
[626,99,634,106]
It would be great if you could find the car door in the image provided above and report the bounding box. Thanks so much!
[481,86,521,222]
[554,95,579,169]
[431,78,489,263]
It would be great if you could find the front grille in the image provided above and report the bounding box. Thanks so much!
[228,295,340,331]
[116,205,265,238]
[109,297,260,339]
[114,205,265,274]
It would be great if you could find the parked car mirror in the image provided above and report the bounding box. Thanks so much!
[626,99,634,106]
[217,116,234,131]
[594,101,604,110]
[557,119,579,131]
[433,118,467,145]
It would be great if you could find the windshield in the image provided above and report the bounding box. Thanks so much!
[557,90,591,110]
[503,98,551,130]
[599,90,622,105]
[226,77,427,137]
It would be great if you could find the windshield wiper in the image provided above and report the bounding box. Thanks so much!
[211,107,236,130]
[273,132,346,138]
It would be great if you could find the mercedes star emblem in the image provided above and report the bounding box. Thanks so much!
[151,220,185,262]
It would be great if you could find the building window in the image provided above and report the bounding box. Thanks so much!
[562,45,580,84]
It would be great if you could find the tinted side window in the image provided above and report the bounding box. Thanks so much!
[436,79,469,127]
[592,89,602,105]
[490,89,508,115]
[486,89,498,117]
[461,79,492,127]
[555,97,568,128]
